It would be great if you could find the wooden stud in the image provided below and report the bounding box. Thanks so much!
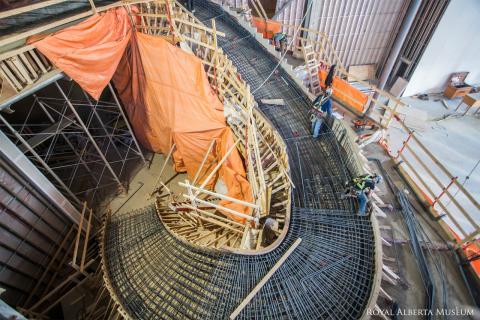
[72,202,87,268]
[80,209,93,272]
[192,139,216,185]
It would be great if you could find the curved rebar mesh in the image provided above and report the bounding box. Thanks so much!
[104,2,377,318]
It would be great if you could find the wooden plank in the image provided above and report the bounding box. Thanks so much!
[80,209,93,272]
[88,0,97,14]
[347,64,376,81]
[195,140,240,195]
[260,99,285,105]
[29,50,49,73]
[24,225,75,307]
[182,194,255,222]
[72,202,87,267]
[0,64,20,93]
[180,205,244,233]
[181,204,245,228]
[0,61,22,91]
[19,52,38,79]
[230,238,302,319]
[192,139,216,185]
[151,143,176,195]
[0,45,35,61]
[29,259,94,311]
[180,181,259,209]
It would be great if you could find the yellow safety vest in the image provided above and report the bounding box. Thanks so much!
[353,175,373,190]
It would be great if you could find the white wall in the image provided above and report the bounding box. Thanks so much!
[403,0,480,97]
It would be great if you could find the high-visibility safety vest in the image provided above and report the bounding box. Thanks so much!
[352,175,373,190]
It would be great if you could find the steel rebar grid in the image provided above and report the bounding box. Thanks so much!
[103,1,377,319]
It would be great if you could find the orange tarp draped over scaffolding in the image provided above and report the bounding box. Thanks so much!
[113,32,252,220]
[31,8,132,100]
[319,70,368,113]
[31,8,253,221]
[114,32,226,156]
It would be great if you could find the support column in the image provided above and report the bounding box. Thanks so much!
[377,0,422,91]
[108,83,147,165]
[366,0,422,115]
[55,81,125,192]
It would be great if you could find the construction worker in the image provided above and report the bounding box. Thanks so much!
[259,215,279,246]
[310,87,332,139]
[345,173,382,216]
[273,32,287,54]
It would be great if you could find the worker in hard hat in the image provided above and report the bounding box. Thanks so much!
[310,87,333,139]
[344,173,382,216]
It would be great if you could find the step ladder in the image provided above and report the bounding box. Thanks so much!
[301,41,322,96]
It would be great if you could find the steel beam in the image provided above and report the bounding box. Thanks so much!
[108,83,147,165]
[377,0,423,90]
[0,130,84,228]
[0,72,64,112]
[0,114,83,206]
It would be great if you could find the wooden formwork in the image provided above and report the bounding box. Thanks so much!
[129,0,292,251]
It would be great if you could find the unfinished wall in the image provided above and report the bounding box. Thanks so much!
[0,154,73,307]
[276,0,409,74]
[403,0,480,96]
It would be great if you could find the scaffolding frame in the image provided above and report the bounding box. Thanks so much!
[0,78,146,209]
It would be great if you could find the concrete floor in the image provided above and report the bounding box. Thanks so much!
[364,142,478,318]
[97,153,187,217]
[387,93,480,238]
[319,96,478,317]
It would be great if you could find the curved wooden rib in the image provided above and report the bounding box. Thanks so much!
[130,0,292,251]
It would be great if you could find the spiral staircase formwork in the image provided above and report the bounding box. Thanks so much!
[100,1,382,319]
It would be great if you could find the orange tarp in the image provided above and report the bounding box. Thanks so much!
[252,17,281,39]
[218,129,253,219]
[464,242,480,278]
[117,33,254,220]
[33,10,253,221]
[114,32,226,155]
[31,8,132,100]
[319,70,368,113]
[113,32,252,220]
